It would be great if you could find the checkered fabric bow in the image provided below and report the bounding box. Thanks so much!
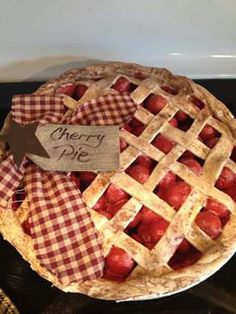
[0,93,138,285]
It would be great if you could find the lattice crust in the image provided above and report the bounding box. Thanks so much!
[0,62,236,301]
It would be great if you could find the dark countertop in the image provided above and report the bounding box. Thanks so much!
[0,80,236,314]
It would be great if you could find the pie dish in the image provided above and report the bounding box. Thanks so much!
[0,62,236,301]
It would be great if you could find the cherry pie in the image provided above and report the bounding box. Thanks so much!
[0,62,236,301]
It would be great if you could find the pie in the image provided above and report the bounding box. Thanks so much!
[0,62,236,301]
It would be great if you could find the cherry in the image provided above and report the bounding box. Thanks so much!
[22,219,31,236]
[145,94,167,114]
[131,233,143,244]
[128,212,141,229]
[126,165,150,184]
[79,171,96,185]
[120,139,128,152]
[181,150,196,159]
[195,210,222,239]
[103,268,126,282]
[175,111,188,122]
[107,199,128,216]
[215,167,236,190]
[206,199,229,218]
[113,77,131,93]
[180,158,202,176]
[163,182,191,210]
[152,134,174,154]
[135,154,153,169]
[132,125,145,136]
[57,83,76,96]
[148,220,169,243]
[74,84,88,99]
[169,247,202,270]
[93,195,108,212]
[96,209,113,220]
[225,185,236,202]
[169,118,178,128]
[137,219,168,249]
[205,137,220,148]
[199,124,217,141]
[129,117,143,128]
[159,171,176,190]
[105,247,134,275]
[140,206,162,225]
[161,85,178,95]
[230,147,236,162]
[137,223,152,243]
[191,96,205,110]
[105,184,129,204]
[123,123,133,132]
[177,239,191,254]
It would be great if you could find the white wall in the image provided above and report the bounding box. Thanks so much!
[0,0,236,81]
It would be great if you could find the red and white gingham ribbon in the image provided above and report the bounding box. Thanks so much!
[0,93,138,285]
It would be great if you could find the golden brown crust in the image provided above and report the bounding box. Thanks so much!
[0,61,236,301]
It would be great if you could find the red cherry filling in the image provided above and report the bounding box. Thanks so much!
[105,184,129,204]
[104,246,135,281]
[126,165,150,184]
[140,206,163,225]
[152,134,175,154]
[127,212,142,229]
[172,111,194,131]
[57,83,76,96]
[199,124,217,141]
[162,182,191,211]
[120,139,128,152]
[128,117,143,128]
[107,199,128,216]
[93,195,108,212]
[195,210,222,239]
[144,94,167,114]
[112,77,131,93]
[175,110,189,122]
[161,85,178,95]
[159,171,177,190]
[180,158,202,176]
[206,199,229,219]
[191,96,205,110]
[93,184,130,219]
[205,136,220,148]
[168,118,178,128]
[127,118,146,137]
[168,242,202,270]
[74,84,88,99]
[230,147,236,162]
[177,239,191,254]
[225,185,236,202]
[132,125,145,136]
[79,171,97,190]
[137,219,168,249]
[22,219,31,236]
[135,154,153,169]
[215,167,236,190]
[70,173,81,189]
[181,150,196,159]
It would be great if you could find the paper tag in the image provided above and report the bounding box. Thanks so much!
[28,124,120,171]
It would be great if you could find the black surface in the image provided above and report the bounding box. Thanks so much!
[0,80,236,314]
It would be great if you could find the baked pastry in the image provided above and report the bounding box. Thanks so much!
[0,62,236,301]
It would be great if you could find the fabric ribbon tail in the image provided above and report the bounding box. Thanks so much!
[0,154,25,209]
[24,163,104,284]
